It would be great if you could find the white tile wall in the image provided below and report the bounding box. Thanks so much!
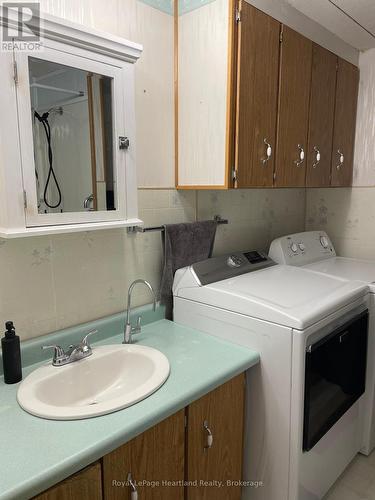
[0,188,306,341]
[353,48,375,187]
[198,189,306,255]
[306,187,375,259]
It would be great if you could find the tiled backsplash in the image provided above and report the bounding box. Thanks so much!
[0,188,305,341]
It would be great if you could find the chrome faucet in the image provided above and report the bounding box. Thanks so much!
[123,279,156,344]
[42,329,97,366]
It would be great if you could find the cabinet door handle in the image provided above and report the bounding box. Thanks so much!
[294,144,305,167]
[312,146,321,168]
[127,473,138,500]
[203,420,213,449]
[261,138,272,165]
[336,149,344,170]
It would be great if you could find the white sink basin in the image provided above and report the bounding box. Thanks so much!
[17,344,170,420]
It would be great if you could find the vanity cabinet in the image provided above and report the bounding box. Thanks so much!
[33,462,102,500]
[103,410,185,500]
[176,0,359,189]
[32,374,245,500]
[274,26,312,187]
[306,44,337,187]
[330,58,359,187]
[186,374,245,500]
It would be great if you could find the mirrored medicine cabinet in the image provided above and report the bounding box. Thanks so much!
[0,9,143,237]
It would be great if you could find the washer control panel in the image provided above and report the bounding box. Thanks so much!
[192,250,273,285]
[269,231,336,266]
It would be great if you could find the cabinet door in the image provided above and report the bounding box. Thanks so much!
[33,462,102,500]
[330,58,359,187]
[103,410,185,500]
[186,374,245,500]
[235,2,280,187]
[275,26,312,187]
[306,44,337,187]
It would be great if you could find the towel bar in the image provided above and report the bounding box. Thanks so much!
[127,215,228,234]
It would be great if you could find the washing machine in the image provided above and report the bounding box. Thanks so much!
[173,251,369,500]
[269,231,375,456]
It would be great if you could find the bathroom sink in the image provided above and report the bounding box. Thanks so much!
[17,345,170,420]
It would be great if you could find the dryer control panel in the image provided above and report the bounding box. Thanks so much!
[269,231,336,266]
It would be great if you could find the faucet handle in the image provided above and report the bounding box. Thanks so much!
[132,316,142,335]
[81,329,98,350]
[41,345,66,363]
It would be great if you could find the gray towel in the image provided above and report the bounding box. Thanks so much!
[160,220,217,319]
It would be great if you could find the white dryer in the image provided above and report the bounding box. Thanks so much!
[269,231,375,456]
[173,251,369,500]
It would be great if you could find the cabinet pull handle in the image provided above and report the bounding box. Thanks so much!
[312,146,321,168]
[294,144,305,167]
[203,420,213,450]
[261,138,272,165]
[336,149,344,170]
[127,472,138,500]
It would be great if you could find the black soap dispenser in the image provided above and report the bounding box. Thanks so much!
[1,321,22,384]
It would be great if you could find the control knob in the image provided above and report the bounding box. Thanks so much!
[290,243,298,253]
[227,255,242,268]
[320,236,329,249]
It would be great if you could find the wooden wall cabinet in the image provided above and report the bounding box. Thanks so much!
[234,1,280,188]
[274,26,312,187]
[306,44,337,187]
[330,58,360,187]
[32,374,245,500]
[176,1,359,190]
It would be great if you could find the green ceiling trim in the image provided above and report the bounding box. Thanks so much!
[178,0,216,15]
[138,0,173,15]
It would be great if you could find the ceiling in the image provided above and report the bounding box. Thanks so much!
[286,0,375,51]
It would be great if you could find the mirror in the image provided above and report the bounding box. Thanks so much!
[28,57,115,214]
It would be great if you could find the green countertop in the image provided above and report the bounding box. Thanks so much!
[0,318,259,500]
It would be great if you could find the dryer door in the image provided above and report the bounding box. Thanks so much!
[303,310,368,451]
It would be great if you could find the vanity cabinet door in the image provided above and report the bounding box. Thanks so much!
[32,462,102,500]
[186,374,245,500]
[306,44,337,187]
[234,2,280,187]
[103,410,185,500]
[330,58,359,187]
[274,26,312,187]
